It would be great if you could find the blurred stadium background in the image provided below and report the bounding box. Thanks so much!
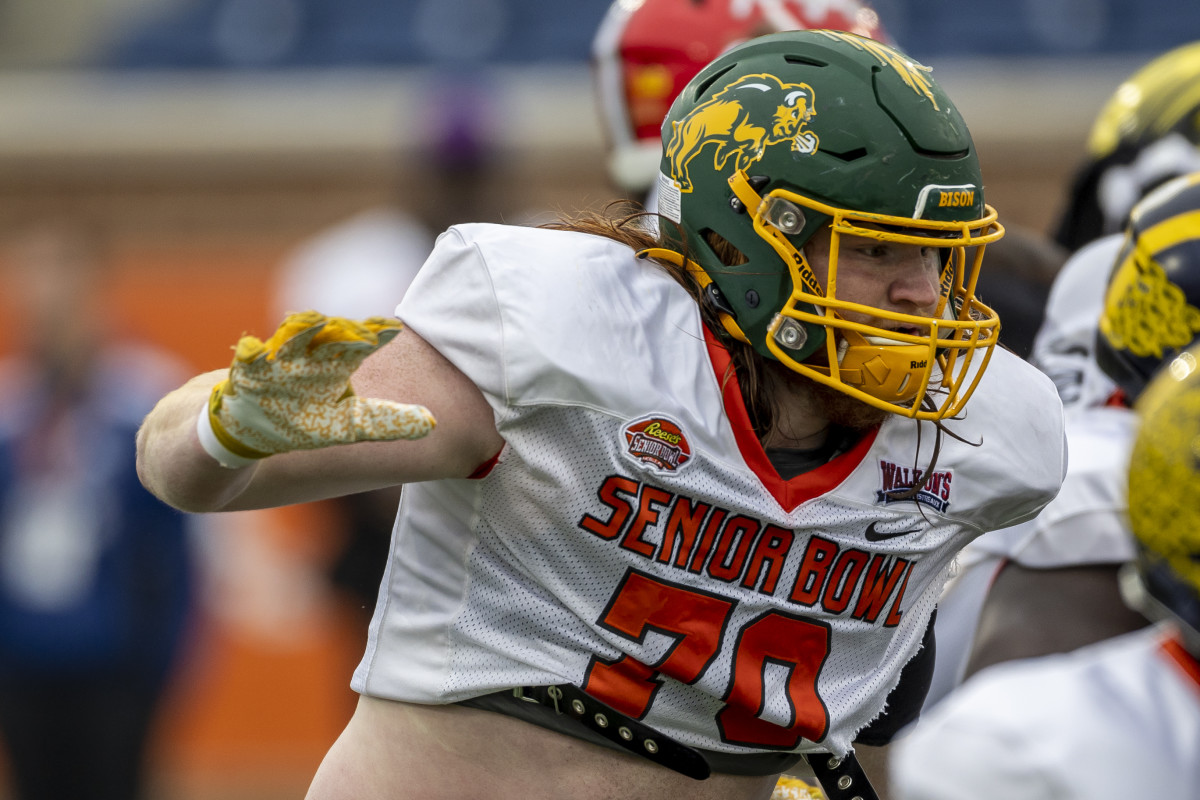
[0,1,1196,798]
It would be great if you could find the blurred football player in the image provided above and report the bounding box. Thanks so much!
[922,231,1140,705]
[1054,39,1200,251]
[136,31,1064,800]
[922,49,1200,704]
[892,187,1200,792]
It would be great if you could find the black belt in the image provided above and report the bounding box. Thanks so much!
[510,683,712,780]
[468,683,879,797]
[803,750,880,800]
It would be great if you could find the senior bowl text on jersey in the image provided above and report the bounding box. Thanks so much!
[581,465,916,632]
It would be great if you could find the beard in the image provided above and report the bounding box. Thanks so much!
[766,361,891,437]
[805,377,891,431]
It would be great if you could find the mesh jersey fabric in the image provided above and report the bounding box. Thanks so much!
[353,223,1066,758]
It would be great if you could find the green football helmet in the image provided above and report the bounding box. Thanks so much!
[652,29,1003,421]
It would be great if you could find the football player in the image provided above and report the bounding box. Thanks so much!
[922,229,1134,707]
[1054,39,1200,251]
[892,176,1200,795]
[924,45,1200,706]
[136,31,1065,800]
[599,10,901,797]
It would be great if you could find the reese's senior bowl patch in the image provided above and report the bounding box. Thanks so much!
[622,415,693,474]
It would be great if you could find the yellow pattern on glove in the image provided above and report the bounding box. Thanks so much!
[771,775,825,800]
[204,311,435,463]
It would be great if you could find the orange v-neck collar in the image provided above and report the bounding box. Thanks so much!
[703,325,878,513]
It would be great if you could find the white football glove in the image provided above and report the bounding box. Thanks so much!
[197,311,436,468]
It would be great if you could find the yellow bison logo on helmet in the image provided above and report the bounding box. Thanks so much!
[665,73,819,193]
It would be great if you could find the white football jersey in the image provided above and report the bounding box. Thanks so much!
[925,236,1134,707]
[924,401,1138,706]
[353,223,1066,758]
[1028,234,1122,414]
[893,626,1200,800]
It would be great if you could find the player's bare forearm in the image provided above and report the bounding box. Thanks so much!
[136,368,258,513]
[964,562,1149,676]
[134,368,431,513]
[136,322,504,514]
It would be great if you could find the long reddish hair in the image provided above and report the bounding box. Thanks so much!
[541,202,787,442]
[541,202,965,498]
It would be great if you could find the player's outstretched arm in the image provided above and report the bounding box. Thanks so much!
[136,366,257,512]
[136,312,503,513]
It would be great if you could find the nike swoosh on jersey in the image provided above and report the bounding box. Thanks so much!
[864,521,922,542]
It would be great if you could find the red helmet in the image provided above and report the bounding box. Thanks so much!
[592,0,892,194]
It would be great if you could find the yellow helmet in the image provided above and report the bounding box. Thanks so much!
[1096,171,1200,403]
[1123,341,1200,644]
[1056,40,1200,249]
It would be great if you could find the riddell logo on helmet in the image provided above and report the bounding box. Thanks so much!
[623,416,693,473]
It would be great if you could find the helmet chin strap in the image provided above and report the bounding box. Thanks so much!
[636,247,752,344]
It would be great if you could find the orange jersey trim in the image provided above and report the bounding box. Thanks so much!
[703,325,879,512]
[468,447,504,480]
[1161,631,1200,693]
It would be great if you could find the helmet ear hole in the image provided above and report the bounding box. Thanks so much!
[702,230,748,267]
[693,64,738,99]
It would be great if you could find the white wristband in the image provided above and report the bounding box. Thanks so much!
[196,404,261,469]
